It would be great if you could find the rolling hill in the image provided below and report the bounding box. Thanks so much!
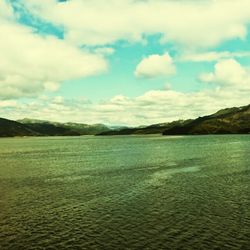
[1,104,249,137]
[0,118,39,137]
[0,118,111,137]
[96,120,192,135]
[97,104,250,136]
[18,119,111,136]
[163,104,250,135]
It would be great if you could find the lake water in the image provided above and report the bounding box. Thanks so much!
[0,135,249,249]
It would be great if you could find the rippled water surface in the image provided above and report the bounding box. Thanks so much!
[0,135,249,249]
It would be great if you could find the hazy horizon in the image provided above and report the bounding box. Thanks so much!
[1,102,249,128]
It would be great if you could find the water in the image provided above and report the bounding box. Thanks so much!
[0,135,249,249]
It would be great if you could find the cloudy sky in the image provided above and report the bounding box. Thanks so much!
[1,0,250,126]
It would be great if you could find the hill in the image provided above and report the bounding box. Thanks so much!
[163,104,250,135]
[0,118,39,137]
[97,104,250,136]
[0,118,111,137]
[97,120,192,135]
[17,119,111,136]
[1,104,249,137]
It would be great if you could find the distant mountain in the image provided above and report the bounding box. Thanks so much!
[62,122,111,135]
[97,120,192,135]
[1,104,249,137]
[0,118,111,137]
[17,119,111,136]
[98,104,250,136]
[0,118,39,137]
[163,104,250,135]
[18,119,80,136]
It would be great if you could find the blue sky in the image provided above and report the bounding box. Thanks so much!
[1,0,250,125]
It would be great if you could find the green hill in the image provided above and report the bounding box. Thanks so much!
[163,104,250,135]
[17,119,111,136]
[0,118,111,137]
[97,104,250,136]
[97,120,192,135]
[0,118,39,137]
[1,104,249,137]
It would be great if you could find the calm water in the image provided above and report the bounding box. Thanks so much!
[0,135,249,249]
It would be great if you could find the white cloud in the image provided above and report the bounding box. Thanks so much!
[0,0,14,20]
[0,100,17,108]
[2,56,250,126]
[44,81,60,92]
[199,59,250,89]
[135,53,176,78]
[0,1,108,100]
[179,51,250,62]
[52,96,64,105]
[2,84,250,126]
[94,47,115,56]
[88,86,250,125]
[1,0,250,125]
[21,0,250,48]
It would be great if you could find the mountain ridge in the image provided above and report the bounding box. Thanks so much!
[97,104,250,136]
[1,104,249,137]
[0,118,111,137]
[163,104,250,135]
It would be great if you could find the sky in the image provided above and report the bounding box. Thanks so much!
[1,0,250,126]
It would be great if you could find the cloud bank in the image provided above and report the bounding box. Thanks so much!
[21,0,250,47]
[2,57,250,126]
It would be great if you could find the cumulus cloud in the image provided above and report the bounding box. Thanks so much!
[20,0,250,48]
[0,1,108,100]
[2,56,250,126]
[1,0,250,125]
[199,59,250,89]
[135,53,176,78]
